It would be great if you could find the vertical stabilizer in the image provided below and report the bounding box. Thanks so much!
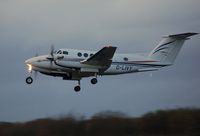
[149,33,198,65]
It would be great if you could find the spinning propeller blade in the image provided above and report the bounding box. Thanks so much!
[50,44,54,57]
[47,44,55,66]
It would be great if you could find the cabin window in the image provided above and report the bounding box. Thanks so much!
[77,52,82,57]
[124,57,128,61]
[63,51,68,55]
[84,53,88,57]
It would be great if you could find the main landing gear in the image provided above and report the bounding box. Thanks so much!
[74,80,81,92]
[73,77,98,92]
[91,73,98,85]
[91,78,98,84]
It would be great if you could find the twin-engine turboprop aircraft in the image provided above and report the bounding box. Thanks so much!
[25,33,198,92]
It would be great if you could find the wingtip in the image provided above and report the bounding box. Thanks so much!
[188,32,199,36]
[104,45,117,49]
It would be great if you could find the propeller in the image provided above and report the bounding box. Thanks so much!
[50,44,54,57]
[46,45,63,66]
[47,44,55,66]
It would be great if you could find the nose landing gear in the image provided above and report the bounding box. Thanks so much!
[26,76,33,84]
[25,64,34,85]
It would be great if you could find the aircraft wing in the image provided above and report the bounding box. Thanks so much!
[81,46,117,67]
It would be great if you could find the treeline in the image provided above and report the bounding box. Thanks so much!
[0,108,200,136]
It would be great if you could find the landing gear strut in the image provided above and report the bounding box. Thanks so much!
[26,76,33,84]
[91,73,98,84]
[74,80,81,92]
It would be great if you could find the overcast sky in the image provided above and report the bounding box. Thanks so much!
[0,0,200,122]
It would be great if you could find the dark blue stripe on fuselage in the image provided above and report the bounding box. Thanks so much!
[112,62,169,67]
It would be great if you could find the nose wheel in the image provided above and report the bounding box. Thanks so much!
[26,76,33,84]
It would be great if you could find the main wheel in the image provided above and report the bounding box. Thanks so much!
[26,77,33,84]
[91,78,98,84]
[74,85,81,92]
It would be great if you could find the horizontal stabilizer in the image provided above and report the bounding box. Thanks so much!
[165,32,198,39]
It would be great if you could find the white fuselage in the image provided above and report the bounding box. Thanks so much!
[25,48,164,80]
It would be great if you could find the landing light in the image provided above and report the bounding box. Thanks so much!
[27,64,32,72]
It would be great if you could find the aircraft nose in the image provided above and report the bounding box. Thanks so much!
[25,59,29,64]
[25,58,34,64]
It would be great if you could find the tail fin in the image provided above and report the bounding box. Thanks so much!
[149,33,198,65]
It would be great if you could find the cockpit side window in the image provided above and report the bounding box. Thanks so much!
[63,51,68,55]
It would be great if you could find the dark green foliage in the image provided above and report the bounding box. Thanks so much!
[0,108,200,136]
[140,109,200,135]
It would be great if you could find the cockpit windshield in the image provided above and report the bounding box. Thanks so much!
[56,50,62,54]
[56,50,68,55]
